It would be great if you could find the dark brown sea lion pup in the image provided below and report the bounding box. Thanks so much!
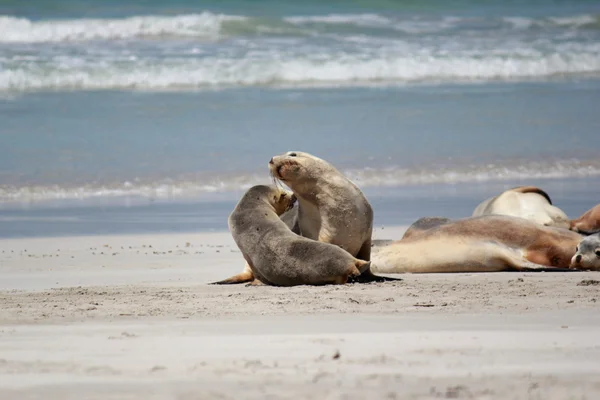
[219,185,371,286]
[472,186,569,228]
[371,215,583,273]
[570,233,600,270]
[570,204,600,235]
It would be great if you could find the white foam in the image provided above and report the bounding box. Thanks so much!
[1,160,599,204]
[549,14,598,27]
[286,13,600,33]
[0,13,245,43]
[2,49,599,92]
[344,160,600,188]
[284,13,392,26]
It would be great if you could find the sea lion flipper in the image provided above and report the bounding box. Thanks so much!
[348,268,402,283]
[510,186,553,205]
[210,269,254,285]
[354,260,371,275]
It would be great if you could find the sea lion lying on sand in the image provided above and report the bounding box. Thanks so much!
[472,186,569,228]
[570,233,600,271]
[221,185,371,286]
[570,204,600,235]
[371,215,583,273]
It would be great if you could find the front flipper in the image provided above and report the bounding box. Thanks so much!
[245,278,267,287]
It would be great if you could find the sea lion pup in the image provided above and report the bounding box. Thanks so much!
[570,204,600,235]
[220,185,371,286]
[570,233,600,270]
[472,186,569,228]
[269,151,393,283]
[371,215,583,273]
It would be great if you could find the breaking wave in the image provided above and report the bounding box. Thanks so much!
[1,12,599,43]
[0,13,245,43]
[1,11,599,91]
[2,50,599,92]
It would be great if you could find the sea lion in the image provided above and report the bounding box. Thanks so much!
[472,186,569,228]
[220,185,371,286]
[570,233,600,270]
[570,204,600,235]
[269,151,389,282]
[371,215,583,273]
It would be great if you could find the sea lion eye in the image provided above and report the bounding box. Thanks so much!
[288,152,297,157]
[576,246,579,252]
[595,250,600,258]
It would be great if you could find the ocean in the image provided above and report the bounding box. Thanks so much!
[1,0,599,238]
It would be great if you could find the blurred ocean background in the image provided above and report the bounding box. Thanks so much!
[1,0,600,237]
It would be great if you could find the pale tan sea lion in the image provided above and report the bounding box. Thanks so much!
[570,233,600,270]
[472,186,569,228]
[570,204,600,235]
[217,185,371,286]
[371,215,583,273]
[269,151,393,282]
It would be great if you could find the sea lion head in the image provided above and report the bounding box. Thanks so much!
[245,185,296,216]
[570,233,600,270]
[268,151,331,192]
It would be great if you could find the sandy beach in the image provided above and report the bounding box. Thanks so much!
[1,226,599,399]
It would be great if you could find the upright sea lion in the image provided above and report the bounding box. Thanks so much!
[570,204,600,235]
[570,233,600,270]
[371,215,583,273]
[472,186,569,228]
[269,151,389,282]
[221,185,371,286]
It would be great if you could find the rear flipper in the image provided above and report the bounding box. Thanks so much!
[499,247,575,272]
[348,261,403,283]
[210,263,254,285]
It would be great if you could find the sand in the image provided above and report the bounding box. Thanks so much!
[1,225,600,399]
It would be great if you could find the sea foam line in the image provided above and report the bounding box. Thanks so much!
[2,51,599,92]
[1,160,599,204]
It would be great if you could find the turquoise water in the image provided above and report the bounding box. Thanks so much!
[1,0,599,236]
